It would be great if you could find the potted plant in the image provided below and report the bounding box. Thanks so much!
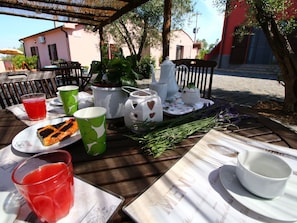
[91,50,139,119]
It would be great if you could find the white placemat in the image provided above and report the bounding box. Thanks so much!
[124,130,297,223]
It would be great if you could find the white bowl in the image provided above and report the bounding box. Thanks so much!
[236,150,292,199]
[181,87,201,105]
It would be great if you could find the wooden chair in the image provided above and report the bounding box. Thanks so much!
[175,64,189,91]
[80,60,101,90]
[0,77,57,109]
[173,59,217,99]
[56,61,82,87]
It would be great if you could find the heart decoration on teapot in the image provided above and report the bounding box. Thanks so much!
[149,112,155,118]
[147,101,155,110]
[122,86,163,133]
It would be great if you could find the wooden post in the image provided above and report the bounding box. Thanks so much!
[162,0,172,61]
[99,26,104,62]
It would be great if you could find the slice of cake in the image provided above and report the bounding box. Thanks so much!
[37,118,79,146]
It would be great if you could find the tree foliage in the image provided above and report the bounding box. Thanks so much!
[214,0,297,112]
[197,38,218,59]
[12,55,38,70]
[105,0,194,61]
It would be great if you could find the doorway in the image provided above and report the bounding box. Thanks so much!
[176,45,184,60]
[229,27,249,64]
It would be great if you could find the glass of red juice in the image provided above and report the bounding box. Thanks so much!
[11,150,74,223]
[21,93,46,120]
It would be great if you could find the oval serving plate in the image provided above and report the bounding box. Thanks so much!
[12,117,81,153]
[163,98,213,116]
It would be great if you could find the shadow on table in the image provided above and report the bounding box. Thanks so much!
[214,70,278,81]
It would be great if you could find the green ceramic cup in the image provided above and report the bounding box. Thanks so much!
[74,107,107,156]
[58,85,79,115]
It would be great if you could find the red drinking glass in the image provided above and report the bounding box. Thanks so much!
[11,150,74,223]
[21,93,46,121]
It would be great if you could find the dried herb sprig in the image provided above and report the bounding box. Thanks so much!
[132,116,217,157]
[128,102,243,157]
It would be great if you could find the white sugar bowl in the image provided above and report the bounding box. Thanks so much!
[181,86,201,105]
[236,150,292,199]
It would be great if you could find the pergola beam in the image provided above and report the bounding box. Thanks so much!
[0,0,150,27]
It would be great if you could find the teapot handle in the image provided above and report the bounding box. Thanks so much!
[121,86,153,96]
[172,65,176,73]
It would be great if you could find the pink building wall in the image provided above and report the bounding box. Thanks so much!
[21,24,195,69]
[169,30,197,59]
[21,23,101,68]
[66,24,101,66]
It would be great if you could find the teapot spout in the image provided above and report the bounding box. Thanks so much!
[150,64,157,83]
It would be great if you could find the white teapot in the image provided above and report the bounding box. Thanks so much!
[159,57,179,99]
[181,86,201,105]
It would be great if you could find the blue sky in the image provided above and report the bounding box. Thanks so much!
[185,0,225,44]
[0,16,55,50]
[0,0,224,51]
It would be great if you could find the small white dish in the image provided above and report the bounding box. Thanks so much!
[50,97,63,106]
[181,87,201,105]
[219,165,297,222]
[236,150,292,199]
[12,117,81,153]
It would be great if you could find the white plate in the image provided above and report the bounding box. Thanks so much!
[219,165,297,222]
[12,117,81,153]
[50,97,63,106]
[0,192,20,223]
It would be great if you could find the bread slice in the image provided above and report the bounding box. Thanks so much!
[37,118,78,146]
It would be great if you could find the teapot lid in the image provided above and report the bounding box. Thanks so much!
[183,86,199,93]
[160,57,174,67]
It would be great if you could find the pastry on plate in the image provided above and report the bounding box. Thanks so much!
[37,118,78,146]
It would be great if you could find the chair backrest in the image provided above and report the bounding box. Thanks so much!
[55,61,82,87]
[0,77,57,109]
[89,61,101,75]
[172,59,217,99]
[175,64,189,90]
[79,61,101,90]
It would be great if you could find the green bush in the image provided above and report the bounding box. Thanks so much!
[12,55,38,69]
[137,56,156,79]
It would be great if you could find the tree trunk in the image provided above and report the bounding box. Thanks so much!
[137,20,149,62]
[162,0,172,61]
[119,20,137,56]
[283,63,297,112]
[99,27,104,62]
[255,3,297,112]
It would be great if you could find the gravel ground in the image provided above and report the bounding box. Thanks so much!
[138,69,285,107]
[211,72,284,106]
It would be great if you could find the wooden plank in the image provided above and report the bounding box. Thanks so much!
[257,116,297,149]
[0,110,27,149]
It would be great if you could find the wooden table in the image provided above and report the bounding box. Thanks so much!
[1,104,297,222]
